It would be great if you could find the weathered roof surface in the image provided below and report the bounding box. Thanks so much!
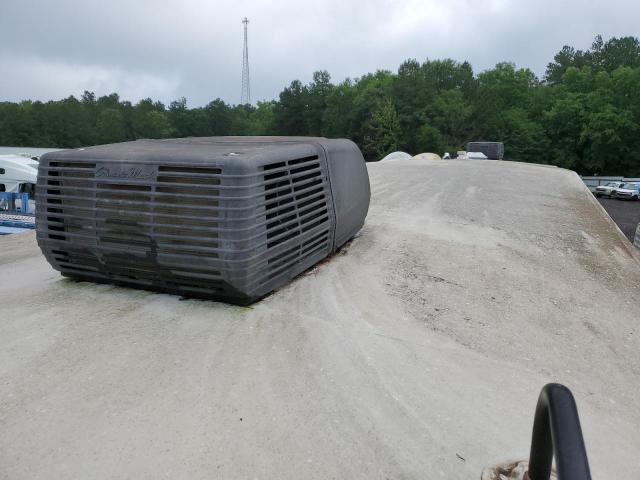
[1,159,639,479]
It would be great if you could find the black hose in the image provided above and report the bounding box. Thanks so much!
[527,383,592,480]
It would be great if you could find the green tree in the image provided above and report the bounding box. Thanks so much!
[274,80,308,135]
[362,98,401,159]
[247,101,276,135]
[351,70,394,148]
[305,70,333,135]
[598,36,640,72]
[1,33,640,177]
[431,89,471,150]
[95,108,126,144]
[500,108,548,162]
[135,110,172,138]
[204,99,232,135]
[168,97,192,137]
[132,98,172,138]
[416,123,442,154]
[322,79,357,138]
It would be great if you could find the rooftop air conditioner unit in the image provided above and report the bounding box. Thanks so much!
[36,137,370,305]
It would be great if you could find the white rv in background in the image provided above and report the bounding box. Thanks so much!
[0,154,38,194]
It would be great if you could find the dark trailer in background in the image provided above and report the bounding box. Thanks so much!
[467,142,504,160]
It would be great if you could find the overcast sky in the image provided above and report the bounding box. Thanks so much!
[1,0,639,107]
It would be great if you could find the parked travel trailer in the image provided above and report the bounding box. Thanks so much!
[466,142,504,160]
[0,154,38,194]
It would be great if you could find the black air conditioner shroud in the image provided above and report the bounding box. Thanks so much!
[36,137,370,305]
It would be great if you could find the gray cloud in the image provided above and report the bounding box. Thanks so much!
[1,0,639,106]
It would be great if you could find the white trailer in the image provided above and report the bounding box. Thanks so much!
[0,154,38,193]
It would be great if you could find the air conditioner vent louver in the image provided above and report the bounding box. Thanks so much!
[263,155,330,250]
[36,137,370,305]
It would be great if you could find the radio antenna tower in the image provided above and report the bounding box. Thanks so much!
[241,17,251,105]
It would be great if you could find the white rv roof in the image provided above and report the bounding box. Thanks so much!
[0,154,38,185]
[0,146,61,157]
[380,151,412,161]
[1,159,639,479]
[0,154,39,167]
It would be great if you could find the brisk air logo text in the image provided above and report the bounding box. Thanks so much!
[95,165,156,180]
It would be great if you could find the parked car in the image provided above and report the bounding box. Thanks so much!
[614,182,640,200]
[595,181,625,198]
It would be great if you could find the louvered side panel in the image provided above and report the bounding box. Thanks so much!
[257,155,333,290]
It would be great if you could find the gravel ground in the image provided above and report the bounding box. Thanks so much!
[596,196,640,242]
[1,160,640,479]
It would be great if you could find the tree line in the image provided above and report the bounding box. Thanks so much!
[1,35,639,175]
